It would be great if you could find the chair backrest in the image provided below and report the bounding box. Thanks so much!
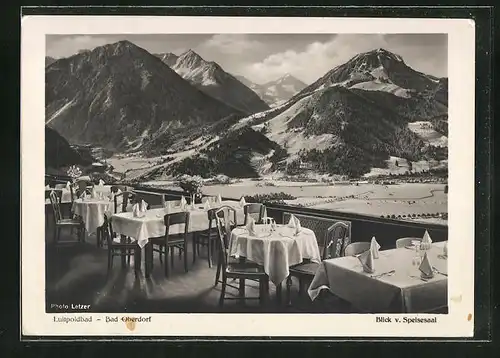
[164,212,190,242]
[201,196,217,205]
[54,183,66,189]
[396,237,422,249]
[323,221,351,259]
[133,190,166,208]
[114,191,134,213]
[49,191,62,222]
[244,203,266,224]
[76,180,93,198]
[344,242,371,256]
[215,207,236,270]
[111,185,128,193]
[216,205,237,229]
[102,213,118,247]
[282,212,352,257]
[206,208,218,231]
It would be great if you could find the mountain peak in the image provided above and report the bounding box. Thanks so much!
[177,49,206,68]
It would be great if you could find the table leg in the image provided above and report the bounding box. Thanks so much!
[238,256,246,304]
[134,247,142,273]
[276,282,282,304]
[145,242,153,278]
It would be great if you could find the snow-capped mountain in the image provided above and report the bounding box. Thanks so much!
[155,52,179,67]
[169,50,270,114]
[45,40,242,151]
[296,48,445,100]
[235,74,307,107]
[139,48,448,180]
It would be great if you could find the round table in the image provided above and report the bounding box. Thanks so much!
[72,198,113,234]
[229,224,322,286]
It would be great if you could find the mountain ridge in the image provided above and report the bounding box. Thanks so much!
[45,40,243,152]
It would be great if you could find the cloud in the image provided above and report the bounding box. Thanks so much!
[243,34,447,84]
[201,34,265,55]
[46,35,114,58]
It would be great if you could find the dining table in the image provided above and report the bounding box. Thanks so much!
[72,197,114,235]
[111,200,246,277]
[308,241,448,313]
[230,223,321,303]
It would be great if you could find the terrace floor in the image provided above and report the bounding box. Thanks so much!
[45,220,354,314]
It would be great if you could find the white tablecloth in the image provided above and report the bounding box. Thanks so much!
[72,198,113,234]
[111,200,245,248]
[308,241,448,313]
[45,185,113,205]
[229,224,321,286]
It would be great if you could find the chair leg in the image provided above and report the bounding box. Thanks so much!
[96,228,101,247]
[159,245,163,264]
[164,246,170,277]
[56,226,61,243]
[286,276,293,306]
[192,235,197,263]
[170,246,175,269]
[215,254,221,286]
[183,243,188,273]
[219,274,227,307]
[127,249,131,265]
[53,224,57,243]
[107,250,113,274]
[298,277,305,296]
[207,238,212,268]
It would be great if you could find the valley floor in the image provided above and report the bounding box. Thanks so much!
[142,180,448,226]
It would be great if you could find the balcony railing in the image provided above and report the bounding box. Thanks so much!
[45,175,447,250]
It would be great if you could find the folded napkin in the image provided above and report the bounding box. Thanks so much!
[45,185,50,190]
[140,200,148,212]
[132,203,141,218]
[246,217,256,236]
[287,214,297,228]
[370,236,381,259]
[132,202,147,218]
[180,196,187,208]
[419,251,434,278]
[420,230,433,250]
[90,187,97,199]
[66,181,71,189]
[203,200,211,210]
[358,249,375,274]
[98,179,105,186]
[239,196,246,207]
[217,194,223,205]
[294,216,302,235]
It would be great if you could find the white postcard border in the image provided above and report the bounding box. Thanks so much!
[21,15,475,337]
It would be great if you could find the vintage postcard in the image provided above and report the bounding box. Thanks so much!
[21,15,475,338]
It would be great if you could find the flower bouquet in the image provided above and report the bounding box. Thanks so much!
[67,165,82,180]
[176,174,204,206]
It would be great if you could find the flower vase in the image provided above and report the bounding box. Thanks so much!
[190,194,196,210]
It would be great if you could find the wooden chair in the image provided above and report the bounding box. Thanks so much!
[396,237,422,249]
[111,185,128,193]
[133,190,166,209]
[344,242,371,256]
[285,221,351,303]
[192,208,219,268]
[150,212,190,277]
[214,205,238,286]
[215,206,269,307]
[49,190,84,243]
[102,214,140,274]
[243,203,266,225]
[113,191,134,214]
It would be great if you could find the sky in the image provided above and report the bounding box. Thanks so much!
[46,34,447,85]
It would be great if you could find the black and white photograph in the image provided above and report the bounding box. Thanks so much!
[22,16,475,337]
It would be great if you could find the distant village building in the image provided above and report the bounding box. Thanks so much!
[91,162,106,173]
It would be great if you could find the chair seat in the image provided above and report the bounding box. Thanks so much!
[56,218,82,226]
[226,262,266,275]
[289,262,320,276]
[197,228,218,238]
[150,235,185,246]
